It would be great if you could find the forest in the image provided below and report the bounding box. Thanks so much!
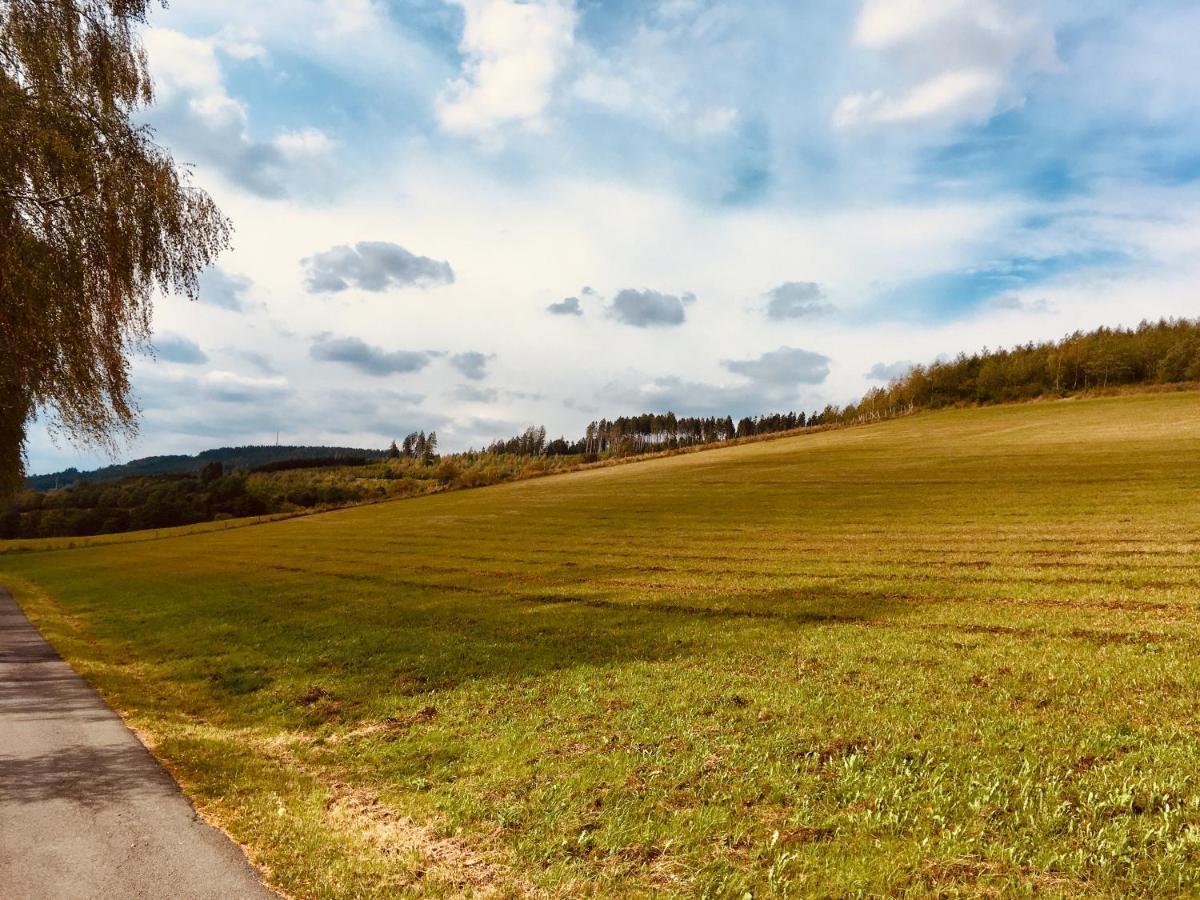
[488,412,811,458]
[840,318,1200,424]
[0,453,580,540]
[26,444,382,491]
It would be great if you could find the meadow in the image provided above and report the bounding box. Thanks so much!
[4,391,1200,897]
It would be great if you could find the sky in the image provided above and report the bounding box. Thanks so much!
[26,0,1200,473]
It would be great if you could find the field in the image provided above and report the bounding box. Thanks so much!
[4,392,1200,897]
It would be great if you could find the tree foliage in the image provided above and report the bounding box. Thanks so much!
[488,413,807,458]
[0,471,267,538]
[396,431,439,464]
[842,318,1200,424]
[0,0,230,494]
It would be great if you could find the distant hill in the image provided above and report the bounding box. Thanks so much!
[25,445,384,491]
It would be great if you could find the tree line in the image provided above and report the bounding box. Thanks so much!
[390,431,439,464]
[840,318,1200,425]
[480,320,1200,461]
[26,445,383,491]
[0,466,269,539]
[487,412,815,459]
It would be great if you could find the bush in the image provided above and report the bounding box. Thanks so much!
[435,459,462,483]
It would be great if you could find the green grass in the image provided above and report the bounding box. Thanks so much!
[4,392,1200,897]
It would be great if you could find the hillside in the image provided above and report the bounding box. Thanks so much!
[3,392,1200,896]
[25,444,384,491]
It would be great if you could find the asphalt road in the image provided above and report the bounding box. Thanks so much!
[0,587,275,899]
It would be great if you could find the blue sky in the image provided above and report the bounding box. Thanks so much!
[26,0,1200,473]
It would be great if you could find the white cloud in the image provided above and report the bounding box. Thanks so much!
[274,128,336,159]
[854,0,964,48]
[143,27,245,130]
[835,0,1058,131]
[323,0,376,36]
[835,68,1003,128]
[437,0,578,136]
[142,28,340,198]
[214,25,267,61]
[142,0,446,106]
[569,6,745,141]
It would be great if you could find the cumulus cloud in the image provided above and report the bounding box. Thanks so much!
[437,0,577,136]
[303,242,455,293]
[722,346,831,385]
[153,333,208,365]
[309,335,435,376]
[198,267,253,311]
[547,296,583,316]
[853,0,963,47]
[273,127,336,159]
[143,27,333,198]
[834,0,1059,130]
[211,25,267,61]
[762,282,833,320]
[608,289,695,328]
[835,69,1004,129]
[865,360,915,382]
[450,351,492,380]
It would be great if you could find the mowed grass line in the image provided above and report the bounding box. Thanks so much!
[4,391,1200,897]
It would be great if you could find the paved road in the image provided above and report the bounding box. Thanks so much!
[0,587,275,899]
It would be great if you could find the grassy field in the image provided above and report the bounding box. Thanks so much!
[4,392,1200,897]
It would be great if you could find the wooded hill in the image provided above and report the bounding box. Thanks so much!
[25,444,383,491]
[844,318,1200,423]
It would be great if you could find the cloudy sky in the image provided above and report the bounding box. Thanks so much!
[27,0,1200,473]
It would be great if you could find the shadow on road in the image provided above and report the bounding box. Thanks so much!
[0,743,170,808]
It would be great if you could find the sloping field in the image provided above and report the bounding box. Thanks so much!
[4,392,1200,897]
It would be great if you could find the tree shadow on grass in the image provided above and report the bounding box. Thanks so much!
[295,582,916,703]
[1,572,913,735]
[510,585,912,627]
